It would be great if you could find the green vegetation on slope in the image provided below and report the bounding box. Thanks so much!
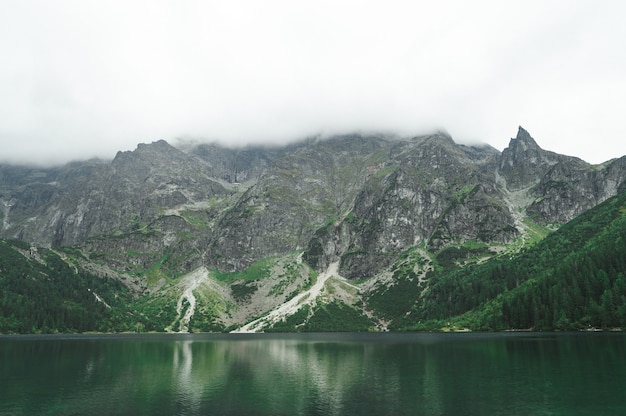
[212,255,276,284]
[0,241,133,333]
[2,190,626,334]
[266,301,373,332]
[397,190,626,331]
[364,247,432,321]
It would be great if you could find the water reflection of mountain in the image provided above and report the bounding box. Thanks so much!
[3,334,626,415]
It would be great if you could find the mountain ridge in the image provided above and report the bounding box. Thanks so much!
[2,127,625,273]
[1,127,625,333]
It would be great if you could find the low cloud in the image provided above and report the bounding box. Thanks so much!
[1,1,625,165]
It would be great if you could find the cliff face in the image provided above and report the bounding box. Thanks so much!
[499,126,568,191]
[1,127,625,280]
[208,135,388,271]
[497,127,626,225]
[0,140,230,248]
[303,134,516,278]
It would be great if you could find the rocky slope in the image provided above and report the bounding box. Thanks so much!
[1,126,625,332]
[500,127,626,224]
[0,140,227,247]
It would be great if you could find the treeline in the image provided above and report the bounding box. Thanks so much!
[267,302,373,332]
[465,221,626,330]
[399,191,626,331]
[0,241,133,333]
[2,190,625,334]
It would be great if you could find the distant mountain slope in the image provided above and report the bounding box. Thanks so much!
[399,189,626,331]
[0,140,227,247]
[1,127,623,276]
[2,190,624,333]
[1,127,626,333]
[0,240,133,333]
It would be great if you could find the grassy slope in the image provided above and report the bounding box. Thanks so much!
[398,191,626,331]
[2,191,625,333]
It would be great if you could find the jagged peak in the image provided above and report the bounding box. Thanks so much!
[415,131,456,147]
[113,139,178,162]
[135,139,173,152]
[511,126,540,149]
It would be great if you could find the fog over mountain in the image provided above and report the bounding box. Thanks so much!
[1,127,625,333]
[1,1,626,166]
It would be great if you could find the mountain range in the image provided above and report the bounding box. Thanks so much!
[1,126,625,333]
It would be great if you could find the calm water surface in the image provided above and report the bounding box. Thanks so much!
[1,332,625,415]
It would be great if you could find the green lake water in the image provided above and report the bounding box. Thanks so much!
[1,332,625,415]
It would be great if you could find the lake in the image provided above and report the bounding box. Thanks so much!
[1,332,625,415]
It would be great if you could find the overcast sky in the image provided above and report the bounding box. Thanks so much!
[1,1,625,166]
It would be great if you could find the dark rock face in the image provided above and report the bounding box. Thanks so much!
[526,156,626,224]
[1,128,625,279]
[0,140,227,247]
[305,134,516,279]
[499,126,585,191]
[495,126,626,225]
[188,140,309,184]
[208,135,387,271]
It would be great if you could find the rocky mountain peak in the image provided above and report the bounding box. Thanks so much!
[113,140,176,164]
[503,126,542,157]
[511,126,539,149]
[1,127,624,276]
[498,127,557,190]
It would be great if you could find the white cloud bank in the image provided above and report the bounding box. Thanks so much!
[1,0,625,165]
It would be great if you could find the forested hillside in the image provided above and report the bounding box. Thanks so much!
[1,130,626,333]
[0,241,151,333]
[398,190,626,331]
[1,241,113,332]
